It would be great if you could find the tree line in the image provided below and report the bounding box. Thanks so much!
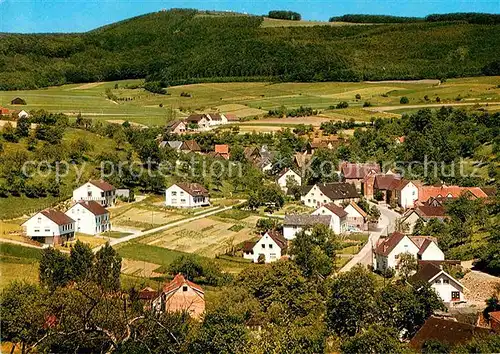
[267,10,301,21]
[330,12,500,24]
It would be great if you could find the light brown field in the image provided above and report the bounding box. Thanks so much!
[241,115,331,126]
[139,216,257,257]
[69,82,104,90]
[106,119,148,128]
[121,258,163,277]
[112,207,185,230]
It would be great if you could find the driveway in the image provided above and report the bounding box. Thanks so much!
[340,203,400,272]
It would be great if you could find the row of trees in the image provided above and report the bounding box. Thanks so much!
[330,12,500,24]
[267,10,301,21]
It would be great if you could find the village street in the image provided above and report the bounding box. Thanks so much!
[340,203,400,272]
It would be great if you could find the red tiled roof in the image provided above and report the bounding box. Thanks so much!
[417,238,433,256]
[409,317,491,350]
[374,232,406,256]
[215,144,229,154]
[409,235,438,249]
[0,107,10,115]
[176,182,209,197]
[490,311,500,323]
[418,185,488,202]
[76,200,108,216]
[242,241,256,253]
[225,113,238,121]
[210,113,223,121]
[341,162,380,179]
[163,273,203,294]
[41,209,75,226]
[322,203,348,218]
[89,179,115,192]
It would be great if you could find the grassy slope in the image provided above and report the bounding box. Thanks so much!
[0,243,41,290]
[1,76,498,126]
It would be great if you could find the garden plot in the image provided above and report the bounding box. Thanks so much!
[112,207,184,231]
[140,215,258,257]
[121,258,164,278]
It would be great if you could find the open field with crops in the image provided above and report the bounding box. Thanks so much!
[1,76,498,127]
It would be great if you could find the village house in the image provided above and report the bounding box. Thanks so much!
[276,168,301,193]
[11,97,26,105]
[65,200,110,235]
[242,231,287,263]
[410,263,466,303]
[165,120,186,134]
[417,185,490,204]
[0,107,9,117]
[283,214,332,240]
[311,203,347,234]
[400,205,447,234]
[343,201,369,231]
[395,180,419,209]
[72,180,116,207]
[301,182,359,208]
[214,144,230,159]
[341,162,381,191]
[152,274,205,319]
[374,232,444,273]
[165,183,209,208]
[206,113,228,126]
[186,114,211,130]
[409,317,491,351]
[371,173,402,205]
[22,209,75,245]
[159,140,183,150]
[306,137,343,154]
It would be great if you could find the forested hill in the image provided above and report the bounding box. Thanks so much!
[1,9,500,90]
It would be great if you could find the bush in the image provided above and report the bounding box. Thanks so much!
[268,10,301,21]
[144,81,166,95]
[400,96,409,104]
[336,101,349,109]
[363,101,372,107]
[355,93,361,100]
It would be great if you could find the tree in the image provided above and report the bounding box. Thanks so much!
[413,218,425,235]
[69,241,94,282]
[93,243,121,292]
[16,115,30,137]
[0,282,47,354]
[326,265,377,336]
[289,224,339,278]
[168,255,204,280]
[2,122,18,142]
[336,101,349,109]
[39,247,72,291]
[398,252,418,281]
[340,325,406,354]
[400,96,410,104]
[422,339,451,354]
[189,309,248,354]
[256,218,280,233]
[369,205,381,223]
[374,190,384,201]
[355,93,361,100]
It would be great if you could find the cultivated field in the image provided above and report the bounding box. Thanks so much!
[112,206,186,231]
[1,76,498,127]
[137,214,259,257]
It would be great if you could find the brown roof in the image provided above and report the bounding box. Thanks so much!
[341,162,380,179]
[225,113,238,121]
[416,205,447,219]
[266,230,287,250]
[138,286,160,300]
[243,146,260,160]
[186,114,207,123]
[242,241,256,253]
[316,182,358,200]
[41,209,75,226]
[490,311,500,323]
[210,113,223,121]
[163,273,203,295]
[294,153,312,169]
[409,235,438,249]
[215,144,229,154]
[410,262,442,283]
[166,120,185,131]
[374,232,406,256]
[89,179,115,192]
[176,182,209,197]
[76,200,108,216]
[409,317,491,350]
[347,201,368,218]
[417,260,461,267]
[181,140,201,152]
[322,203,348,218]
[373,174,402,191]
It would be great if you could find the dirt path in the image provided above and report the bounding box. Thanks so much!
[364,79,441,85]
[69,82,104,90]
[365,101,500,113]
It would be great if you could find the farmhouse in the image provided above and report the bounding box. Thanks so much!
[242,231,287,263]
[417,185,489,203]
[410,263,466,303]
[180,140,201,153]
[395,180,419,209]
[311,203,347,234]
[152,274,205,319]
[207,113,228,126]
[276,168,301,193]
[65,200,110,235]
[301,182,359,208]
[341,162,380,191]
[165,120,186,134]
[400,205,447,234]
[214,144,230,159]
[374,232,444,272]
[371,173,403,205]
[165,183,209,208]
[22,209,75,245]
[159,140,183,150]
[283,214,332,240]
[72,180,116,207]
[0,107,9,116]
[409,317,491,351]
[343,201,368,231]
[186,114,210,129]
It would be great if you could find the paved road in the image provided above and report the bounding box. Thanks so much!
[340,203,400,272]
[365,101,500,113]
[92,203,242,253]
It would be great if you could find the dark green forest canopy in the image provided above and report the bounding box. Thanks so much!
[1,9,500,90]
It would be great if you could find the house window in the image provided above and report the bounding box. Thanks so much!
[180,199,186,204]
[451,291,460,301]
[435,279,441,284]
[172,199,177,204]
[261,244,265,249]
[443,279,449,284]
[183,286,188,292]
[37,217,41,224]
[269,244,273,249]
[180,191,184,196]
[34,228,40,232]
[88,191,92,197]
[270,253,276,259]
[171,191,177,196]
[44,228,50,232]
